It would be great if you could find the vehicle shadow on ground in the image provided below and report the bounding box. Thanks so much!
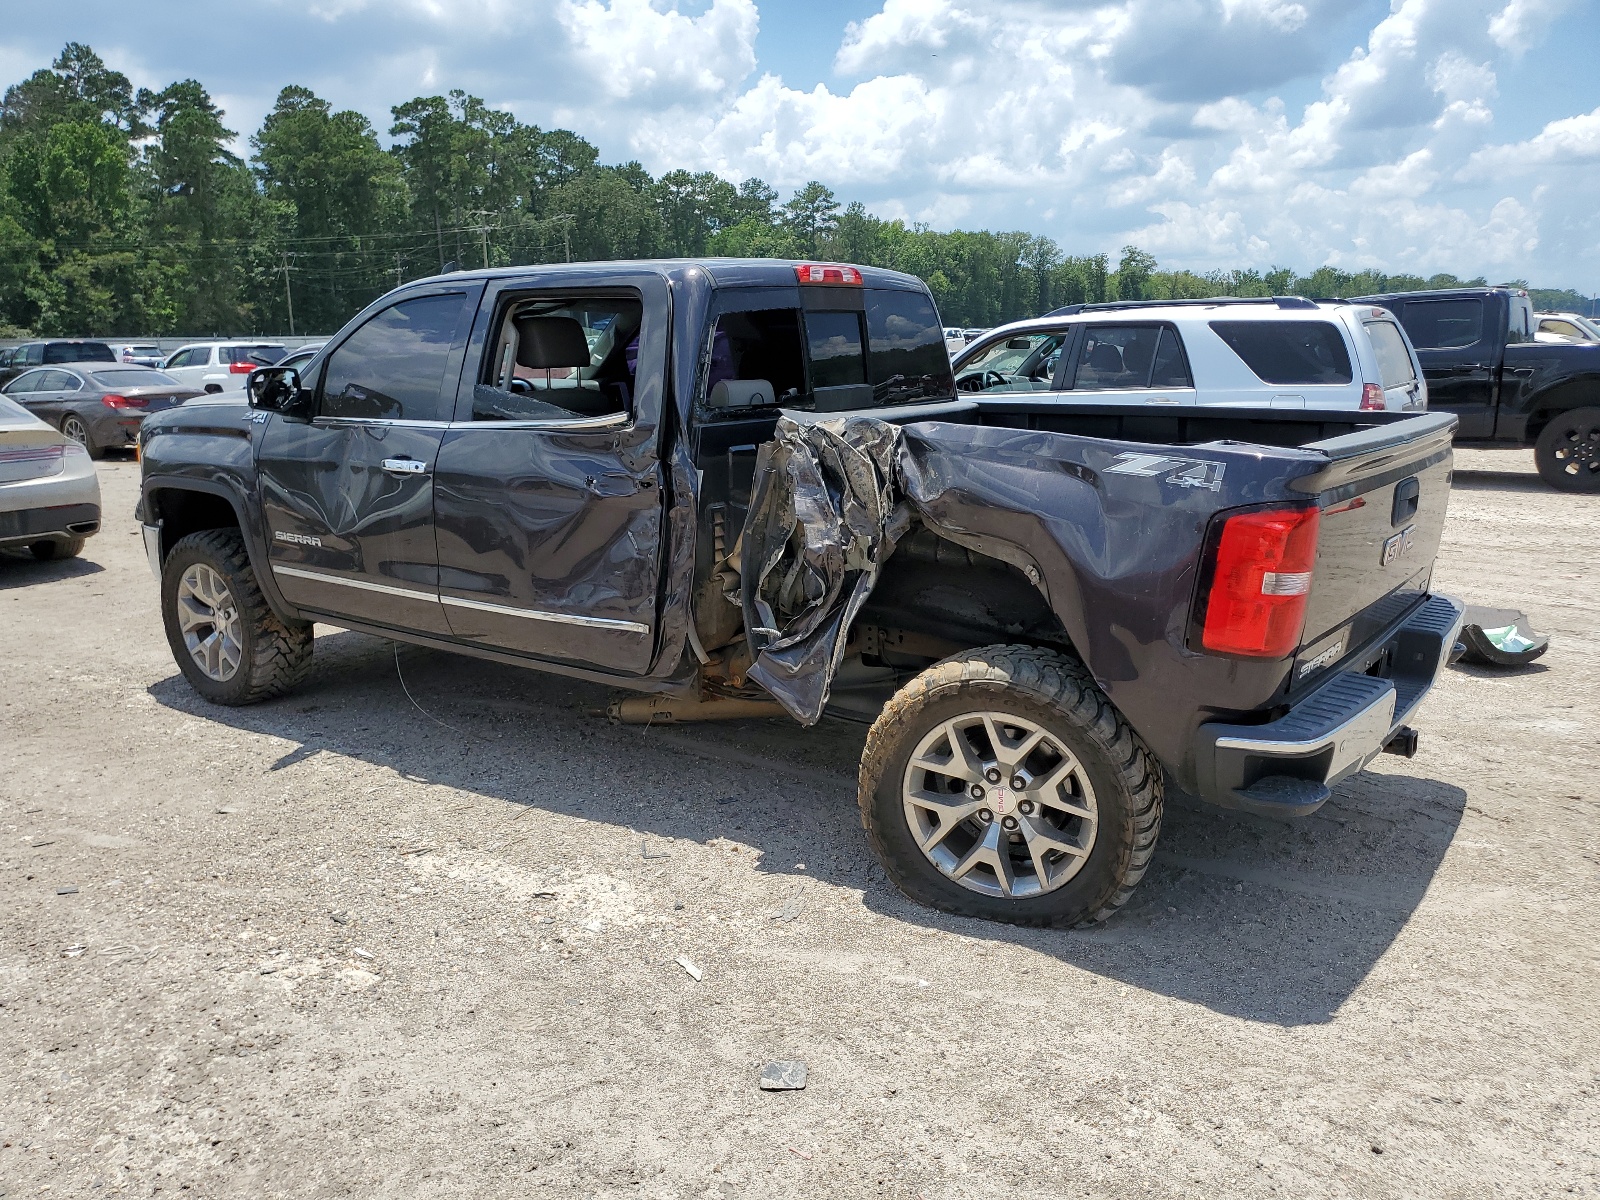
[148,630,1467,1028]
[0,552,104,587]
[1450,469,1551,494]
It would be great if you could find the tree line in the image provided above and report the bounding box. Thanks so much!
[0,43,1589,338]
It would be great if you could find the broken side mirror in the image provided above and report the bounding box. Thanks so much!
[248,366,312,420]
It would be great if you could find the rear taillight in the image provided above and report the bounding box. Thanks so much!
[1360,383,1385,410]
[229,360,256,374]
[1198,506,1321,658]
[101,393,148,409]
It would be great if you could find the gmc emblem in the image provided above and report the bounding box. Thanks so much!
[1380,525,1416,567]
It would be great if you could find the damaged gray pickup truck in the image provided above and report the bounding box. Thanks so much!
[137,260,1464,927]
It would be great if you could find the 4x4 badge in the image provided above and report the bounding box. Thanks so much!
[1104,452,1226,491]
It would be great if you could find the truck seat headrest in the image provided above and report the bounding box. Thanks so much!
[514,316,591,370]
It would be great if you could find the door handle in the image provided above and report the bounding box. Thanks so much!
[382,457,429,476]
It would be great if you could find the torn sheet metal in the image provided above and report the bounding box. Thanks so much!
[740,415,910,723]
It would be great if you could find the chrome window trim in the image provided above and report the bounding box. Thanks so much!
[272,564,440,602]
[441,592,648,634]
[448,411,631,433]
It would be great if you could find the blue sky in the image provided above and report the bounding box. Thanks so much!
[2,0,1598,291]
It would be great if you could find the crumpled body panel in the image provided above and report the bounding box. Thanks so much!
[740,416,910,723]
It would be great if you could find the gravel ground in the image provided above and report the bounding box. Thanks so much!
[1,449,1595,1198]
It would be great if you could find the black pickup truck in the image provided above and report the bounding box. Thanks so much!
[1352,285,1600,491]
[137,259,1464,927]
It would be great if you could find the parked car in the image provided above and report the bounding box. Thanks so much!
[0,340,117,387]
[954,297,1426,411]
[1,364,202,457]
[204,343,329,403]
[115,343,167,367]
[943,326,967,357]
[962,327,988,343]
[1352,286,1600,491]
[0,392,100,560]
[162,341,287,393]
[137,258,1462,928]
[1534,312,1600,343]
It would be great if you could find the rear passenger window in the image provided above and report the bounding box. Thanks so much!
[1210,320,1353,385]
[1397,299,1483,350]
[1149,328,1192,388]
[703,309,806,408]
[473,294,641,422]
[322,292,472,422]
[1365,321,1417,388]
[1073,325,1162,389]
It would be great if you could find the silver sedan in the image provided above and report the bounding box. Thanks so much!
[0,393,101,560]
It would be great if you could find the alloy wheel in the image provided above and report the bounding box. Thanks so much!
[60,415,88,445]
[176,563,244,682]
[901,711,1098,899]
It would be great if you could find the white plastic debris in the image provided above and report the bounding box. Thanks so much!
[760,1061,808,1090]
[676,955,703,982]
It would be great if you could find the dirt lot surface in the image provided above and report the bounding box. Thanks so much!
[1,450,1595,1198]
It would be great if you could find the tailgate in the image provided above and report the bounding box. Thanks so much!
[1291,414,1455,678]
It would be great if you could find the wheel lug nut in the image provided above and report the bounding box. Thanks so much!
[978,809,993,823]
[1018,800,1034,815]
[984,768,1002,784]
[1010,776,1026,791]
[1001,816,1019,831]
[969,784,985,800]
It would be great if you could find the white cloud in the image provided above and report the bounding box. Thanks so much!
[1487,0,1572,51]
[1465,107,1600,174]
[557,0,758,102]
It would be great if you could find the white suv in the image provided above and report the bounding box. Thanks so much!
[162,341,287,393]
[951,297,1426,412]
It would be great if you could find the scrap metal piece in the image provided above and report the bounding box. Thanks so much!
[1456,605,1550,667]
[739,415,910,724]
[759,1060,808,1090]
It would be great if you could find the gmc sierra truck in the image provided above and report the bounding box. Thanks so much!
[137,260,1464,928]
[1353,286,1600,491]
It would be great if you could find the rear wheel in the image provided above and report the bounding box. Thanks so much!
[28,537,85,561]
[858,645,1162,927]
[161,529,313,705]
[1535,407,1600,493]
[59,413,101,459]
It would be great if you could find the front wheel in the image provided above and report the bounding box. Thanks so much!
[160,529,314,705]
[1535,407,1600,492]
[858,646,1162,927]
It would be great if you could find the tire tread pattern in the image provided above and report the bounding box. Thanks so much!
[857,644,1162,927]
[165,529,312,704]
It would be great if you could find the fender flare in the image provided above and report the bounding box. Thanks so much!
[140,476,303,623]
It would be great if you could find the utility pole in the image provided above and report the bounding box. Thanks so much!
[277,252,299,336]
[394,252,404,289]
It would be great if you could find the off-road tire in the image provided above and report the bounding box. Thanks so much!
[1534,407,1600,493]
[161,529,313,705]
[29,537,85,560]
[858,645,1162,927]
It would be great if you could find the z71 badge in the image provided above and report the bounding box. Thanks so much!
[1380,525,1416,567]
[1103,453,1226,491]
